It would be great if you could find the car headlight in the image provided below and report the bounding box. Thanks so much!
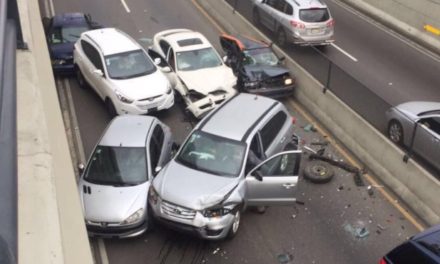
[284,78,293,85]
[203,207,232,218]
[121,208,144,225]
[115,90,134,104]
[244,81,259,88]
[52,59,66,65]
[148,185,160,205]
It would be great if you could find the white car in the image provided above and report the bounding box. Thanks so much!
[73,28,174,116]
[149,29,237,118]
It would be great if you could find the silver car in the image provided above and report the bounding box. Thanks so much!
[386,101,440,171]
[149,93,302,240]
[79,115,174,238]
[252,0,335,46]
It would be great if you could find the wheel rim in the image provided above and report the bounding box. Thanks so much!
[311,164,328,177]
[231,211,240,234]
[389,123,402,143]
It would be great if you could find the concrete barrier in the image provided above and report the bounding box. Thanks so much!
[197,0,440,225]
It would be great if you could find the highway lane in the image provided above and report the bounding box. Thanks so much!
[45,0,422,263]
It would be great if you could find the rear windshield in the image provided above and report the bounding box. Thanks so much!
[299,8,330,23]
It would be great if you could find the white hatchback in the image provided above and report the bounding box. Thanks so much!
[73,28,174,116]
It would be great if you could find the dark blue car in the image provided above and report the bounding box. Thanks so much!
[381,224,440,264]
[43,13,100,74]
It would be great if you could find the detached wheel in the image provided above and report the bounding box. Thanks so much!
[388,120,404,145]
[252,9,261,26]
[277,29,287,47]
[105,99,117,117]
[226,210,241,239]
[303,160,334,184]
[75,66,87,89]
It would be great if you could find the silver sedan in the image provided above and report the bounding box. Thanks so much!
[386,101,440,171]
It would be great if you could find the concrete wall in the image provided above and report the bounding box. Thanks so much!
[197,0,440,225]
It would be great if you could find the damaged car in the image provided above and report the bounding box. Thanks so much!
[220,34,295,98]
[148,93,302,240]
[149,29,237,118]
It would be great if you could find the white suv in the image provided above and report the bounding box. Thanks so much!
[73,28,174,116]
[252,0,334,46]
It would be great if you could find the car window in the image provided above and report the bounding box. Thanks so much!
[245,134,264,174]
[167,48,176,70]
[176,130,246,177]
[176,47,222,71]
[260,111,287,150]
[243,47,279,66]
[419,117,440,135]
[81,40,104,71]
[299,8,330,23]
[252,152,300,177]
[149,125,165,172]
[50,26,88,44]
[266,0,278,8]
[285,3,293,15]
[84,146,147,185]
[159,40,170,55]
[105,49,156,79]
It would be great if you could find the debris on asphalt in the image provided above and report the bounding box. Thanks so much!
[213,248,220,255]
[296,200,305,205]
[310,140,330,146]
[277,253,293,264]
[303,145,317,154]
[337,185,344,191]
[377,224,386,230]
[356,227,370,238]
[291,214,297,219]
[344,222,370,239]
[303,124,317,132]
[367,185,374,196]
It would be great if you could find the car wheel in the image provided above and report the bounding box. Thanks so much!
[147,205,156,231]
[303,160,334,184]
[252,9,261,26]
[226,209,241,239]
[75,66,87,89]
[388,120,404,145]
[105,99,117,117]
[277,29,287,47]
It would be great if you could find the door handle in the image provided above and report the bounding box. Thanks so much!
[282,183,295,189]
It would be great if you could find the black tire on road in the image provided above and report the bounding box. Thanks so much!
[105,99,117,118]
[303,160,334,184]
[75,66,87,89]
[388,120,404,145]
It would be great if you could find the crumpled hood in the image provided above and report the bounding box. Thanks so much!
[80,180,149,222]
[50,43,74,59]
[244,65,290,81]
[110,70,170,100]
[153,161,240,210]
[178,66,236,94]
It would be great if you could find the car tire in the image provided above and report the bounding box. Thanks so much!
[147,205,156,231]
[277,29,288,47]
[303,160,334,184]
[388,120,404,145]
[226,209,241,239]
[252,9,261,26]
[105,98,117,117]
[75,66,87,89]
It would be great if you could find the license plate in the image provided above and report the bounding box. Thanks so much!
[311,28,323,34]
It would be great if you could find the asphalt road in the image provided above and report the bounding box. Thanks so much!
[43,0,427,263]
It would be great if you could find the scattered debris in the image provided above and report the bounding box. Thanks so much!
[213,248,220,255]
[344,222,370,239]
[356,227,370,238]
[303,124,317,132]
[303,160,335,183]
[310,140,330,146]
[296,200,305,205]
[291,214,297,219]
[277,253,293,264]
[367,185,374,196]
[337,185,344,191]
[377,224,386,230]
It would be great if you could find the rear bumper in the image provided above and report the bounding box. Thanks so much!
[86,220,148,239]
[288,30,334,46]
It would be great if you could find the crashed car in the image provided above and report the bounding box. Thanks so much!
[42,12,101,74]
[220,34,295,98]
[149,29,237,118]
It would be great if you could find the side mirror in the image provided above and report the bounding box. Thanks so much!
[154,58,162,65]
[155,166,162,174]
[172,142,180,151]
[93,69,104,77]
[161,66,171,73]
[78,163,85,174]
[252,170,263,181]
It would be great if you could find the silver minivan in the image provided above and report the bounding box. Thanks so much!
[149,93,302,240]
[252,0,334,46]
[79,115,173,238]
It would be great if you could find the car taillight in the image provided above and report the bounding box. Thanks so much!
[290,20,305,29]
[326,19,335,27]
[379,258,387,264]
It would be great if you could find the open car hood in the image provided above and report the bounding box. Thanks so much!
[243,65,290,81]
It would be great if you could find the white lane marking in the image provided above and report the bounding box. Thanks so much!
[98,239,109,264]
[331,43,358,62]
[120,0,131,13]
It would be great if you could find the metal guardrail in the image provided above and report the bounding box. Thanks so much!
[0,0,20,263]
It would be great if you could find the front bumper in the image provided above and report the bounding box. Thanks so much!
[86,219,148,239]
[244,84,294,99]
[52,63,75,74]
[186,90,237,119]
[150,200,235,240]
[115,92,175,115]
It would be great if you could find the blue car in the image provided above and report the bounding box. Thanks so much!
[381,224,440,263]
[43,13,101,74]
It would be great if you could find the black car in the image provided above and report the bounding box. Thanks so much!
[381,224,440,264]
[219,34,295,98]
[42,13,101,74]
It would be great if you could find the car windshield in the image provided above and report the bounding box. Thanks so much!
[243,48,279,66]
[50,26,89,44]
[84,146,148,186]
[176,47,222,71]
[176,130,246,177]
[299,8,330,23]
[105,50,156,79]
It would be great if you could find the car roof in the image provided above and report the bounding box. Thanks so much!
[52,12,88,27]
[83,28,141,56]
[200,93,279,141]
[161,29,213,52]
[99,115,156,147]
[287,0,328,8]
[222,34,270,51]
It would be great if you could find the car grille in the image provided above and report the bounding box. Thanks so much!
[161,201,196,220]
[138,94,162,102]
[209,89,226,96]
[263,75,286,87]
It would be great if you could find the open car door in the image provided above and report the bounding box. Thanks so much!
[245,150,301,206]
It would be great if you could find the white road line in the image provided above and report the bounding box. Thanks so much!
[98,239,110,264]
[120,0,131,13]
[331,43,358,62]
